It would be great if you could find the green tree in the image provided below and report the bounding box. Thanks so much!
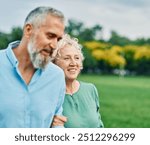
[0,27,22,50]
[65,19,84,37]
[82,46,98,73]
[0,32,9,49]
[65,19,103,42]
[108,31,131,46]
[10,27,22,41]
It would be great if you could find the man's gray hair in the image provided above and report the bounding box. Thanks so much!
[24,6,65,28]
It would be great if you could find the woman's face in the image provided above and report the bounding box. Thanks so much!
[55,45,82,81]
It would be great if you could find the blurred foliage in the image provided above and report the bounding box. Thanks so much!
[0,27,22,49]
[65,19,103,41]
[0,19,150,75]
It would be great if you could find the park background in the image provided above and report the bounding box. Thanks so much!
[0,0,150,127]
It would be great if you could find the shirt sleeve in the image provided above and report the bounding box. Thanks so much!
[93,84,104,128]
[52,74,66,128]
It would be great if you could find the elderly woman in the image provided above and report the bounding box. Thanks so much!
[52,34,104,128]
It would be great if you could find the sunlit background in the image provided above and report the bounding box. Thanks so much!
[0,0,150,127]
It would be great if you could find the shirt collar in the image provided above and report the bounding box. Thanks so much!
[6,41,20,68]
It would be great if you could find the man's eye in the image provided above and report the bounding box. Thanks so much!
[47,33,56,39]
[47,34,52,39]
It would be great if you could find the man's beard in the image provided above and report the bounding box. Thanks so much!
[27,39,54,69]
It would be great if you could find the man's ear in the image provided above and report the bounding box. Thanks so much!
[23,24,33,38]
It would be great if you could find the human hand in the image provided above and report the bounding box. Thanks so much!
[51,115,67,127]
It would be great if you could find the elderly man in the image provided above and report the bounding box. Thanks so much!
[0,6,67,128]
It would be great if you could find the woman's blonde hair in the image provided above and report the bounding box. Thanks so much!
[56,34,84,61]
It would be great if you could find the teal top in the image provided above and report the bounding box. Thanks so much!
[63,81,104,128]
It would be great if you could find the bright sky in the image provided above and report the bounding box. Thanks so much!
[0,0,150,40]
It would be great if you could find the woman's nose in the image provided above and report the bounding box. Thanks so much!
[70,58,77,65]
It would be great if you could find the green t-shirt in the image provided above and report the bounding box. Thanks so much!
[63,81,104,128]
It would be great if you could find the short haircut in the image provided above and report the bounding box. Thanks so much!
[24,6,65,28]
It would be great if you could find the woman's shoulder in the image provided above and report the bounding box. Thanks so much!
[78,81,99,103]
[79,81,96,90]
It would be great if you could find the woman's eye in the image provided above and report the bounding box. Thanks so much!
[64,58,69,60]
[75,57,80,60]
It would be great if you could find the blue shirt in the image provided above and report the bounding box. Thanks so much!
[0,41,66,128]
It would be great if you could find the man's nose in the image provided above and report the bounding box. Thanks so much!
[49,38,58,49]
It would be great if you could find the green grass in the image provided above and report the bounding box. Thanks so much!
[78,74,150,128]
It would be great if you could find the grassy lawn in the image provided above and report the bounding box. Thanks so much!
[78,74,150,128]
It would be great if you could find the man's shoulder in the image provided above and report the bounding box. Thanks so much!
[44,62,64,77]
[0,49,6,55]
[47,62,63,72]
[42,63,65,86]
[0,49,7,64]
